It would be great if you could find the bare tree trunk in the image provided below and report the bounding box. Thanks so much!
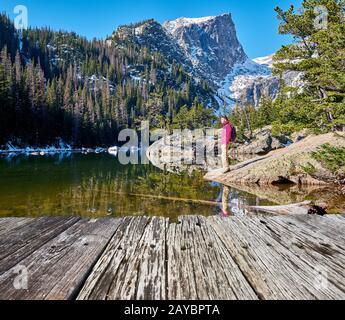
[319,87,336,131]
[243,105,252,139]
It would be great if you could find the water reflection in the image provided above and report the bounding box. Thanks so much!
[222,182,345,214]
[1,153,343,219]
[216,184,275,217]
[220,186,231,217]
[2,153,265,219]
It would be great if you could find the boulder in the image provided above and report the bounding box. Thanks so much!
[237,126,291,155]
[291,129,310,143]
[147,130,221,173]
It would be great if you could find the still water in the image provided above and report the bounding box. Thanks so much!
[0,153,275,219]
[0,153,343,219]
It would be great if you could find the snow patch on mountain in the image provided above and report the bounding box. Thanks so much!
[216,59,272,109]
[253,54,275,68]
[163,15,219,34]
[217,54,305,108]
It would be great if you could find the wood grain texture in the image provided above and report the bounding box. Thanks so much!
[0,215,344,300]
[207,215,345,300]
[251,215,345,292]
[77,216,167,300]
[166,216,258,300]
[0,218,120,300]
[0,217,80,272]
[0,218,34,236]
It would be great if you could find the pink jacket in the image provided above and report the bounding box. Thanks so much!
[221,122,232,146]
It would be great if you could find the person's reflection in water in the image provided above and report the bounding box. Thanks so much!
[221,185,231,217]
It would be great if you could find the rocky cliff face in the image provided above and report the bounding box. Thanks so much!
[163,14,290,107]
[163,14,248,82]
[229,74,280,107]
[113,14,249,84]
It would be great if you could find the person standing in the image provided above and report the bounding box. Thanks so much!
[220,116,232,173]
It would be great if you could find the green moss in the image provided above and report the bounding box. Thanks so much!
[312,144,345,173]
[301,162,316,175]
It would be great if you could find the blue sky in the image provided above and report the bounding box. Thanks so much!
[1,0,302,58]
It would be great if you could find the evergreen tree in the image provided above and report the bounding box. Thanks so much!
[274,0,345,131]
[0,13,216,147]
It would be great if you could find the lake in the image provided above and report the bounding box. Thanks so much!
[0,153,344,219]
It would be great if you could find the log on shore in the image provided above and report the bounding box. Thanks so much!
[250,201,328,216]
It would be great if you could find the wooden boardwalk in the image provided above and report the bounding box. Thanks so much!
[0,214,344,300]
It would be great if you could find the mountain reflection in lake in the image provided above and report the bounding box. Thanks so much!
[0,153,343,219]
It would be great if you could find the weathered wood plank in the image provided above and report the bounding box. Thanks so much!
[209,216,298,300]
[167,216,258,300]
[178,216,208,299]
[240,216,345,292]
[76,217,139,300]
[166,216,197,300]
[266,215,345,254]
[0,215,344,300]
[191,215,259,300]
[208,215,345,300]
[321,214,345,223]
[195,216,258,300]
[0,217,80,272]
[274,214,345,244]
[78,216,167,300]
[0,218,34,236]
[0,218,120,300]
[129,217,167,300]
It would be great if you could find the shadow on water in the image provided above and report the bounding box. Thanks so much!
[0,153,344,219]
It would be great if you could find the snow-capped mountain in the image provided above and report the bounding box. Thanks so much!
[163,13,247,83]
[112,13,250,85]
[225,53,305,107]
[110,14,299,110]
[162,14,282,108]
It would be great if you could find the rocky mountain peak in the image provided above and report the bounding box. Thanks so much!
[163,13,248,82]
[163,14,229,33]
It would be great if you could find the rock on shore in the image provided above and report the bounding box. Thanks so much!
[205,132,345,186]
[237,126,292,155]
[147,131,221,173]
